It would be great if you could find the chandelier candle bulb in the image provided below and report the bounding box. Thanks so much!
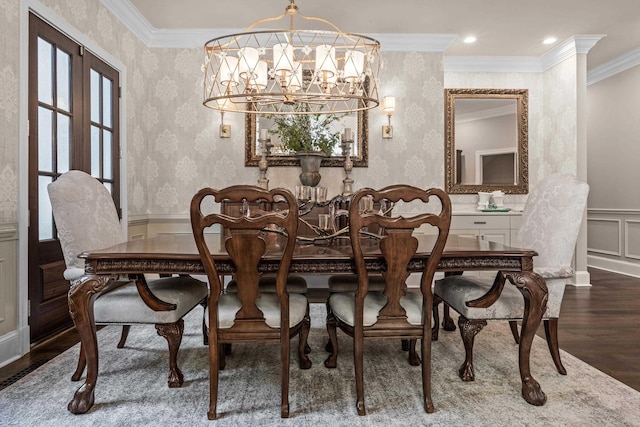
[238,47,260,79]
[254,61,268,90]
[219,56,240,86]
[315,44,337,76]
[344,50,365,81]
[273,43,294,72]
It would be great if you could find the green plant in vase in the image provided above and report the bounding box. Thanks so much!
[267,104,345,186]
[268,104,344,156]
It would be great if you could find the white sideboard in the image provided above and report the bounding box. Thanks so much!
[450,211,522,246]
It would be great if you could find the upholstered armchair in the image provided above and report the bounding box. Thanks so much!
[433,173,589,381]
[48,170,208,388]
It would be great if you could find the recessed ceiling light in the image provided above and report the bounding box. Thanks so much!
[463,36,477,44]
[542,37,558,45]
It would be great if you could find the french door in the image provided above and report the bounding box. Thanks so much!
[28,13,120,343]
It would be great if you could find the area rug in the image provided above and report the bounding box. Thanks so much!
[1,304,639,426]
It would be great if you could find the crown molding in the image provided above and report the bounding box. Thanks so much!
[540,35,604,70]
[101,0,154,46]
[446,35,605,73]
[587,47,640,86]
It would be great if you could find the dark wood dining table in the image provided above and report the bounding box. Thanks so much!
[66,233,548,414]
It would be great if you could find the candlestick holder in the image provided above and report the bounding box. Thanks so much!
[342,138,354,195]
[258,137,270,189]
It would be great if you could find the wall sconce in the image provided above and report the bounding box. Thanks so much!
[382,96,395,139]
[219,111,231,138]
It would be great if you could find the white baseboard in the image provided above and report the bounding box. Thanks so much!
[588,255,640,279]
[0,327,27,368]
[568,270,592,287]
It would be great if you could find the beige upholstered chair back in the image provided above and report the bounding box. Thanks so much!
[516,173,589,317]
[48,170,124,280]
[516,173,589,278]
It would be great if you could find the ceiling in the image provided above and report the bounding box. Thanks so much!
[127,0,640,70]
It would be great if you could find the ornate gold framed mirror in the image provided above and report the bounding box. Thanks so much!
[444,88,528,194]
[244,109,368,167]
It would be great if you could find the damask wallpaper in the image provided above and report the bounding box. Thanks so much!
[0,0,20,223]
[0,0,582,222]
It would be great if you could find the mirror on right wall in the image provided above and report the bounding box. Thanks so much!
[444,88,529,194]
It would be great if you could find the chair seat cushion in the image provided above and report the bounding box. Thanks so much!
[327,274,386,293]
[94,276,208,325]
[328,291,423,327]
[225,275,308,293]
[207,293,308,329]
[435,275,565,319]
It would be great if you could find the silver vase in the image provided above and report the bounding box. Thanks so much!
[297,152,325,187]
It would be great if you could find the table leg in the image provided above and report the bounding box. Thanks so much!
[67,275,112,414]
[503,271,548,406]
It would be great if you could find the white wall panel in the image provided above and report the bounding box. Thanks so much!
[587,218,622,256]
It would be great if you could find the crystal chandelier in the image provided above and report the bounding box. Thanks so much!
[202,0,381,115]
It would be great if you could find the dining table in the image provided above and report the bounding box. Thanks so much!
[66,232,548,414]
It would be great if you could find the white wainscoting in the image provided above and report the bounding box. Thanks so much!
[588,209,640,278]
[0,224,20,368]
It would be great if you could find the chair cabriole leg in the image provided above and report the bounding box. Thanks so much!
[298,306,312,369]
[544,318,566,375]
[155,319,185,388]
[324,303,339,368]
[457,316,487,382]
[71,342,86,381]
[116,325,131,348]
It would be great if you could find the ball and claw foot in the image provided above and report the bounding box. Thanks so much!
[458,362,475,382]
[167,368,184,388]
[522,377,547,406]
[67,385,95,414]
[324,354,337,369]
[408,352,421,366]
[299,354,312,370]
[443,317,456,331]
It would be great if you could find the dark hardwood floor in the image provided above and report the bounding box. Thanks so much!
[1,267,639,393]
[554,267,640,391]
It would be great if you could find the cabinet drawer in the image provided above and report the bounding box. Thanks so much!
[451,215,510,230]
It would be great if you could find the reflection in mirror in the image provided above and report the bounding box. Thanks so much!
[445,88,528,194]
[245,109,368,167]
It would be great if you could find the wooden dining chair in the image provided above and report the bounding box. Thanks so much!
[433,173,589,382]
[48,170,208,389]
[190,185,312,420]
[324,185,452,415]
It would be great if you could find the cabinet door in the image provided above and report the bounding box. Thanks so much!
[480,230,509,245]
